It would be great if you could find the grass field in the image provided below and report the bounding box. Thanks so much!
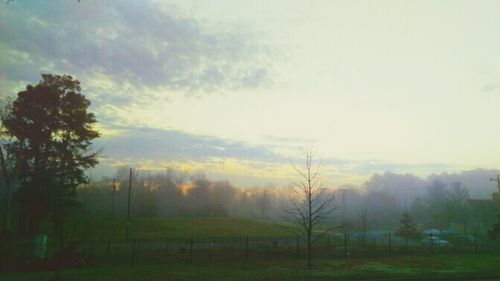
[2,254,499,281]
[4,217,300,261]
[0,207,297,240]
[3,217,500,280]
[36,216,298,241]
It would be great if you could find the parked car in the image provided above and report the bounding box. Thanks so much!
[420,236,449,247]
[446,234,482,247]
[422,228,441,236]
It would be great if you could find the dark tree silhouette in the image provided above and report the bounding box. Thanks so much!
[395,212,421,244]
[0,99,24,242]
[1,74,100,239]
[283,153,335,269]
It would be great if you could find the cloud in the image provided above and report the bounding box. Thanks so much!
[481,83,500,95]
[96,126,281,163]
[0,0,272,98]
[88,124,469,188]
[352,160,456,176]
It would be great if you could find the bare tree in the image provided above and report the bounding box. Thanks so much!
[283,153,335,269]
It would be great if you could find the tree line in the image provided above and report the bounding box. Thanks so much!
[75,167,497,236]
[79,168,287,219]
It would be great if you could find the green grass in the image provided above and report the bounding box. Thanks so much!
[4,216,298,260]
[2,254,499,281]
[40,216,298,241]
[4,217,499,280]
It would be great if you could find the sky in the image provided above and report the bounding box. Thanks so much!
[1,0,500,187]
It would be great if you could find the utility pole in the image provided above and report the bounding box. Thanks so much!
[111,178,117,218]
[340,189,347,232]
[126,168,132,240]
[489,174,500,193]
[489,174,500,200]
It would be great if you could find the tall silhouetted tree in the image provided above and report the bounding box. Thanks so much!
[283,153,335,269]
[0,98,24,242]
[2,74,100,239]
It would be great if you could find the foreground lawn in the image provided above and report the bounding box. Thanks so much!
[2,254,499,281]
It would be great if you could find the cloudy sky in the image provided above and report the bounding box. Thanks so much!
[1,0,499,187]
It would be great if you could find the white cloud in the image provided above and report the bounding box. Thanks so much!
[0,0,272,96]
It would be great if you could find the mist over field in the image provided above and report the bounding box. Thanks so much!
[76,167,498,231]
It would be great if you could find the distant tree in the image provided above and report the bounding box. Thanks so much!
[155,170,183,217]
[256,189,272,218]
[395,212,421,244]
[424,180,448,229]
[210,180,237,216]
[364,190,401,229]
[410,197,430,226]
[363,172,426,204]
[283,153,335,269]
[2,74,100,239]
[446,182,471,234]
[488,185,500,240]
[488,212,500,240]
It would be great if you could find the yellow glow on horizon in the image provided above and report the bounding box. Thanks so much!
[92,123,123,138]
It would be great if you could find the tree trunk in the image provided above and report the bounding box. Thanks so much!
[53,211,65,249]
[28,208,42,238]
[307,172,312,269]
[17,205,27,238]
[307,233,311,269]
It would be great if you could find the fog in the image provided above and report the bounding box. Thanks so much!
[76,167,498,233]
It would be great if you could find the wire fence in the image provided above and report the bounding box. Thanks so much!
[1,232,499,272]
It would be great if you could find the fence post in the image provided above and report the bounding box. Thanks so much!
[430,232,434,255]
[107,239,111,256]
[131,239,136,266]
[296,235,300,259]
[344,232,348,258]
[388,233,392,256]
[190,236,193,263]
[210,237,215,261]
[245,237,249,261]
[332,232,336,257]
[89,240,94,257]
[473,233,477,254]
